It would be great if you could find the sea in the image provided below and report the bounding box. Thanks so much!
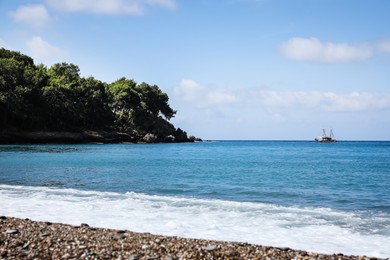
[0,141,389,258]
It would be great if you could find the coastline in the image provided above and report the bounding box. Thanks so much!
[0,216,382,259]
[0,130,200,144]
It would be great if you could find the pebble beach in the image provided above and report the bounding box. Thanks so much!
[0,216,384,260]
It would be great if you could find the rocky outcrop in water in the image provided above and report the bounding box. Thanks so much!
[0,130,199,144]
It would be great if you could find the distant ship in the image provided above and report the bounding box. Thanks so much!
[315,129,337,142]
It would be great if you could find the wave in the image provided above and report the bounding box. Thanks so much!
[0,184,389,258]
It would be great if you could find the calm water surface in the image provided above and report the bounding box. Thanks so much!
[1,141,388,211]
[0,141,389,257]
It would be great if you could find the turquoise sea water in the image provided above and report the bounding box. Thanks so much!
[0,141,389,257]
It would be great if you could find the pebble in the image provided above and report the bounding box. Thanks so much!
[22,241,30,249]
[202,244,218,251]
[0,217,385,260]
[5,229,18,234]
[112,233,125,240]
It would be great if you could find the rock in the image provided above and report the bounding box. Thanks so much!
[0,129,199,144]
[188,135,196,142]
[202,244,218,251]
[229,249,239,257]
[143,133,157,143]
[5,229,18,235]
[164,135,175,142]
[80,223,90,228]
[188,135,202,142]
[112,234,125,240]
[0,217,370,260]
[22,241,30,249]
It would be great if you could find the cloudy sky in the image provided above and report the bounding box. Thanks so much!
[1,0,389,140]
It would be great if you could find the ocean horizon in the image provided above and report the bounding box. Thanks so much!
[1,141,389,258]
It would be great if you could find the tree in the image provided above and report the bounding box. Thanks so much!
[0,48,46,129]
[108,78,141,131]
[42,63,82,130]
[0,48,188,142]
[47,63,80,90]
[136,82,176,120]
[108,78,140,112]
[77,77,114,129]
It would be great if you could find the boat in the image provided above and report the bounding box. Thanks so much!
[315,129,337,142]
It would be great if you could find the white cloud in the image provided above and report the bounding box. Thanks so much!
[175,80,390,113]
[377,39,390,54]
[173,81,390,139]
[174,79,237,108]
[207,90,237,105]
[279,37,373,63]
[174,79,202,101]
[9,4,52,29]
[45,0,176,15]
[26,36,65,64]
[254,90,390,112]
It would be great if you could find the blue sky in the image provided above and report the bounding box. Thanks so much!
[1,0,389,140]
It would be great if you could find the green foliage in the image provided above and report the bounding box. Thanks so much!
[0,48,46,128]
[78,77,114,128]
[0,48,181,140]
[136,82,176,120]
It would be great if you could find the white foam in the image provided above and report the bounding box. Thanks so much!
[0,184,389,258]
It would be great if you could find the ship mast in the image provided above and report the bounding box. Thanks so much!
[322,129,327,138]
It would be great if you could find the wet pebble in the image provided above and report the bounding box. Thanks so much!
[112,233,125,240]
[202,244,218,251]
[5,229,18,234]
[0,217,384,260]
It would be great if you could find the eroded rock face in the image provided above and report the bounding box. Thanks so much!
[164,135,176,142]
[188,135,203,142]
[143,133,157,143]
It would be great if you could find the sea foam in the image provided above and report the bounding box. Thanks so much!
[0,184,389,258]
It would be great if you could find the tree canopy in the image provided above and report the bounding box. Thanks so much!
[0,48,190,142]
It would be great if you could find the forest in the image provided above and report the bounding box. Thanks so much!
[0,48,196,143]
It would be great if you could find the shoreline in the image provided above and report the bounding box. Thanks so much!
[0,130,200,144]
[0,216,383,259]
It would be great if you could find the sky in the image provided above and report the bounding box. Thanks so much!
[1,0,390,140]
